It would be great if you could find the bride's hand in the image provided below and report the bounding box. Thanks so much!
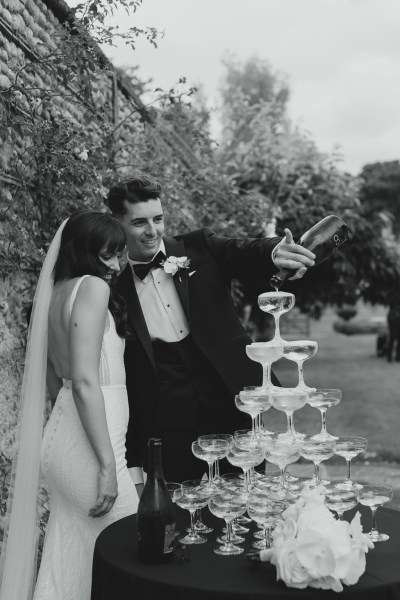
[89,465,118,518]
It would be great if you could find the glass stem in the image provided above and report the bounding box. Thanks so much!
[208,461,213,483]
[320,409,328,434]
[314,462,320,485]
[189,510,197,535]
[196,508,203,525]
[263,526,269,548]
[251,415,257,435]
[345,459,352,482]
[280,467,286,490]
[287,411,296,437]
[297,361,305,387]
[215,459,220,478]
[266,526,272,548]
[256,413,261,434]
[262,363,272,389]
[225,520,233,546]
[273,314,281,340]
[243,468,249,494]
[370,507,378,534]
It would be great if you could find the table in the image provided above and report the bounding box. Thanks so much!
[91,505,400,600]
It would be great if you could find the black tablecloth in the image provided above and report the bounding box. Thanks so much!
[91,505,400,600]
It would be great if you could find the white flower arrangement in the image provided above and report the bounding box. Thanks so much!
[160,256,192,281]
[259,487,374,593]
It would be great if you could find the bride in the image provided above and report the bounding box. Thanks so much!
[0,209,141,600]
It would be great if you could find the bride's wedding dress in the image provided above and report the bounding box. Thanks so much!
[33,276,139,600]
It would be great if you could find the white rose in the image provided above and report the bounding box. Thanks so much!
[167,256,180,264]
[272,540,310,589]
[296,531,336,578]
[341,512,373,586]
[342,547,367,586]
[297,508,352,580]
[308,575,343,592]
[349,512,374,553]
[175,256,190,268]
[163,260,179,275]
[265,488,370,592]
[272,517,297,548]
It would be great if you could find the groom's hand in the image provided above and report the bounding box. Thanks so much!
[272,228,315,280]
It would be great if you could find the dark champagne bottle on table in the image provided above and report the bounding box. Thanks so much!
[136,437,176,564]
[270,215,349,290]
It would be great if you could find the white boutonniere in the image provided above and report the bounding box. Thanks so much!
[160,256,192,281]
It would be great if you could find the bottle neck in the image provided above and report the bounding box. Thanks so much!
[147,443,165,480]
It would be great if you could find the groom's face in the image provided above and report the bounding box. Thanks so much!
[118,198,164,262]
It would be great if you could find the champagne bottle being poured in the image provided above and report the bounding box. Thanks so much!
[270,215,349,291]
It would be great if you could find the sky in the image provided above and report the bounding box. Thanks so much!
[81,0,400,175]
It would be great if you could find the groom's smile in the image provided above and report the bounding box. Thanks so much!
[117,198,165,262]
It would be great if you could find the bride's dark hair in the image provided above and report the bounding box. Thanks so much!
[53,208,127,336]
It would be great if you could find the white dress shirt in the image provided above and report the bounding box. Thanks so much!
[127,240,190,343]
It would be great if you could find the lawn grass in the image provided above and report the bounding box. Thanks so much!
[267,305,400,462]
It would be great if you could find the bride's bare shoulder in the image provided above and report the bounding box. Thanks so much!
[74,275,110,304]
[51,276,109,319]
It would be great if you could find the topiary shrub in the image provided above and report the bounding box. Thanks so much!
[336,305,358,321]
[333,318,388,336]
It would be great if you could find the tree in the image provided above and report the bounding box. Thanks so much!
[358,161,400,236]
[215,56,400,318]
[219,53,289,118]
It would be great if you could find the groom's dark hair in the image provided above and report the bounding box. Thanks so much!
[106,174,162,216]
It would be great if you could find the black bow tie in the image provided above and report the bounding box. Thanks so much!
[132,251,166,280]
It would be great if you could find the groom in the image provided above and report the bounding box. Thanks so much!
[107,175,315,485]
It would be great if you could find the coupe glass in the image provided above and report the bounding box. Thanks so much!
[245,342,284,391]
[191,440,228,491]
[220,473,250,534]
[357,485,393,542]
[234,428,265,482]
[308,389,342,441]
[226,443,264,494]
[166,482,181,499]
[198,433,233,481]
[300,439,335,487]
[263,437,301,501]
[208,490,247,555]
[324,486,358,520]
[166,481,181,536]
[271,389,307,441]
[247,491,283,549]
[282,340,318,392]
[173,480,211,544]
[257,291,295,343]
[237,387,272,435]
[334,436,368,491]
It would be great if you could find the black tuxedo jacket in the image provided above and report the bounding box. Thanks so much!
[116,227,281,469]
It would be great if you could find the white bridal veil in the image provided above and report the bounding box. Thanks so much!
[0,219,68,600]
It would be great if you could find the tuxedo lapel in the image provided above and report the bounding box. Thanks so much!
[117,266,156,371]
[163,236,190,321]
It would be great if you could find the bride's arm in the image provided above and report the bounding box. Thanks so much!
[70,275,118,518]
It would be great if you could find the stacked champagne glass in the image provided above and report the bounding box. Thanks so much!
[182,289,392,555]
